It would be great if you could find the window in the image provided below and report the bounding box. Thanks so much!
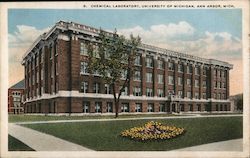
[103,49,109,58]
[218,82,221,89]
[168,90,174,96]
[222,82,225,89]
[187,78,191,87]
[49,45,53,58]
[218,93,221,99]
[80,81,88,93]
[187,65,193,73]
[195,92,199,99]
[203,80,207,88]
[146,73,153,83]
[36,56,39,66]
[203,67,207,76]
[41,68,43,80]
[202,92,206,99]
[187,91,191,99]
[216,104,219,111]
[105,84,111,94]
[224,105,228,111]
[107,102,113,113]
[80,62,88,74]
[121,86,128,96]
[135,103,142,112]
[40,50,44,63]
[195,80,199,88]
[214,69,217,77]
[148,104,154,112]
[146,57,153,67]
[168,62,174,71]
[93,70,100,76]
[168,76,174,85]
[95,102,102,113]
[220,104,223,111]
[83,101,90,113]
[222,93,225,100]
[214,93,217,99]
[121,69,127,79]
[180,104,184,111]
[93,83,100,93]
[178,91,183,98]
[214,81,217,89]
[178,77,183,86]
[158,60,164,69]
[158,89,164,97]
[218,70,221,78]
[133,87,141,96]
[189,104,193,111]
[80,42,88,55]
[159,104,165,112]
[224,70,227,78]
[93,45,100,58]
[135,55,141,65]
[134,70,141,81]
[36,71,39,83]
[158,74,164,84]
[146,88,153,97]
[195,66,200,75]
[121,103,129,112]
[178,64,184,73]
[197,104,201,111]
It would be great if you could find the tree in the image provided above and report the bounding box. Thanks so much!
[87,29,141,118]
[235,94,243,111]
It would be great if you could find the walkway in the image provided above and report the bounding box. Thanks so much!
[175,138,243,151]
[15,114,242,125]
[8,123,93,151]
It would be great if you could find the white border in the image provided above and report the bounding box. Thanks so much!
[1,1,249,158]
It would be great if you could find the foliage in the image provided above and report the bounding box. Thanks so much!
[87,29,141,117]
[121,121,185,141]
[8,135,34,151]
[235,94,243,111]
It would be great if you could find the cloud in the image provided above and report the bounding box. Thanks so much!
[8,25,50,87]
[9,25,50,48]
[119,21,195,43]
[118,21,241,61]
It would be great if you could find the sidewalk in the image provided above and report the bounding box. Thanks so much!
[15,114,242,125]
[8,123,93,151]
[175,138,243,151]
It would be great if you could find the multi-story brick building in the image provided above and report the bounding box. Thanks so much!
[8,79,25,114]
[21,21,233,114]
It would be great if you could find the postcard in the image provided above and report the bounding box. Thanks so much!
[0,1,249,158]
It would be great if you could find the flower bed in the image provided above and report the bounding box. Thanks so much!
[121,121,185,141]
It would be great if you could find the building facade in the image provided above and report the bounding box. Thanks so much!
[22,21,233,114]
[8,80,25,114]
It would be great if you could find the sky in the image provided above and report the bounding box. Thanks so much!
[8,9,242,95]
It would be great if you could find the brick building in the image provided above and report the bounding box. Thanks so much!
[8,79,25,114]
[21,21,233,114]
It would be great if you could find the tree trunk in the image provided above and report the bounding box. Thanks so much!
[115,100,119,118]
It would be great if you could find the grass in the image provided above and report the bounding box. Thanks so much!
[8,135,34,151]
[9,113,179,123]
[22,116,242,151]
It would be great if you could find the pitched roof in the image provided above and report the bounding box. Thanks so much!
[10,79,25,89]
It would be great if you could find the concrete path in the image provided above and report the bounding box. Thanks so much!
[15,114,242,125]
[175,138,243,151]
[8,123,93,151]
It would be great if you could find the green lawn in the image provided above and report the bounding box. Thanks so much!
[22,116,242,151]
[9,113,179,123]
[8,135,34,151]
